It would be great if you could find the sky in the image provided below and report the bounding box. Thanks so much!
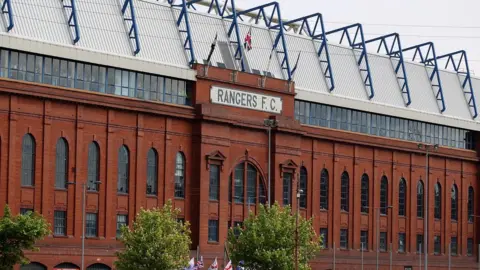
[234,0,480,75]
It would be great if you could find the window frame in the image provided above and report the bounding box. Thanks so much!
[209,164,220,201]
[320,228,328,249]
[283,172,292,206]
[434,183,442,219]
[21,134,36,187]
[434,235,441,255]
[299,167,307,208]
[451,236,457,256]
[208,219,219,243]
[398,178,407,216]
[379,232,387,252]
[360,230,368,251]
[468,187,474,223]
[53,210,66,236]
[85,213,98,238]
[116,214,128,238]
[340,172,349,212]
[174,152,186,199]
[417,180,424,218]
[360,174,369,213]
[380,176,388,215]
[340,229,348,250]
[87,142,100,191]
[146,148,158,195]
[451,184,458,221]
[320,169,329,210]
[55,138,69,189]
[398,233,406,253]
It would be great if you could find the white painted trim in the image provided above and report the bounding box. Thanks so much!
[0,34,197,81]
[296,87,480,131]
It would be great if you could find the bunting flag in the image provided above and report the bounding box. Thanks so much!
[244,27,252,51]
[224,260,232,270]
[235,260,244,270]
[185,258,195,270]
[197,256,204,268]
[209,258,218,270]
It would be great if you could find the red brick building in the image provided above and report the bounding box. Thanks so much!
[0,0,480,269]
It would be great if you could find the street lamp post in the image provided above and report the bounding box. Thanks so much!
[264,119,278,207]
[67,180,101,270]
[418,143,438,270]
[469,215,480,270]
[376,205,393,270]
[295,173,303,270]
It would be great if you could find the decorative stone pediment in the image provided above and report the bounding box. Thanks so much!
[206,150,226,170]
[280,159,298,177]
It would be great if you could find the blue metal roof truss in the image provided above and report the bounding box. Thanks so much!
[169,0,196,66]
[325,24,374,99]
[365,33,411,106]
[224,2,292,81]
[187,0,247,72]
[401,42,446,113]
[1,0,13,32]
[61,0,80,44]
[436,50,477,119]
[121,0,141,55]
[277,13,334,91]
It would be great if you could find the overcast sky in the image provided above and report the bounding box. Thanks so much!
[235,0,480,75]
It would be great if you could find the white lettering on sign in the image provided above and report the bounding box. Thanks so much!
[210,86,282,114]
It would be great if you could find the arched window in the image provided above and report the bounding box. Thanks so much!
[380,176,388,215]
[340,172,349,212]
[55,138,68,189]
[146,148,158,195]
[174,152,185,198]
[87,263,111,270]
[320,169,328,210]
[361,174,369,213]
[468,187,474,223]
[451,184,458,221]
[54,263,80,269]
[229,162,266,205]
[398,178,407,216]
[299,167,307,208]
[434,183,442,219]
[87,142,100,191]
[21,134,36,186]
[20,262,47,270]
[417,180,424,218]
[117,145,129,193]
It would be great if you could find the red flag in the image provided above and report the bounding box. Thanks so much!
[244,27,252,51]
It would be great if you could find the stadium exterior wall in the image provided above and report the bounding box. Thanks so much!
[0,65,478,269]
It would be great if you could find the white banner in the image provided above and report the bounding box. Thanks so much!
[210,86,282,114]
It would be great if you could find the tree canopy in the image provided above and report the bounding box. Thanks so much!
[227,203,321,270]
[0,205,50,270]
[115,200,191,270]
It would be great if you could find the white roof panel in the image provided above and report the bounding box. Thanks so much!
[367,55,405,108]
[439,70,472,120]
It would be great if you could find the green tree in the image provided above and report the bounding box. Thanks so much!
[0,205,51,270]
[227,202,321,270]
[115,200,191,270]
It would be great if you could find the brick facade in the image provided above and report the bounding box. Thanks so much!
[0,65,479,269]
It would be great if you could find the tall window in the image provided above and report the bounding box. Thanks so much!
[87,142,100,191]
[380,232,387,251]
[146,148,158,195]
[451,236,457,255]
[467,238,474,256]
[468,186,474,223]
[434,235,441,254]
[116,214,128,237]
[283,172,292,206]
[299,167,307,208]
[55,138,68,189]
[380,176,388,214]
[53,210,66,236]
[360,231,368,250]
[209,164,220,201]
[320,169,329,210]
[434,183,441,219]
[340,229,348,249]
[340,172,349,211]
[174,152,185,198]
[361,174,369,213]
[208,220,218,242]
[417,181,424,218]
[246,164,257,204]
[320,228,328,249]
[398,233,406,253]
[86,213,98,237]
[21,134,36,186]
[230,162,266,204]
[117,145,129,193]
[416,234,424,253]
[451,184,458,221]
[398,178,406,216]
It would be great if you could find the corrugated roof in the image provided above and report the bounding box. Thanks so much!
[1,0,480,130]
